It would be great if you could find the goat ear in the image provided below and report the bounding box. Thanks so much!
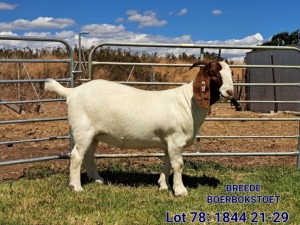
[193,68,210,109]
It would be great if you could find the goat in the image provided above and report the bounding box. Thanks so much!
[45,60,234,196]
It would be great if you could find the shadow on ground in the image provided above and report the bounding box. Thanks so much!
[81,170,220,189]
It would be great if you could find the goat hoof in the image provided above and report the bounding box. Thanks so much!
[174,186,188,196]
[70,184,84,192]
[159,185,170,191]
[95,179,106,185]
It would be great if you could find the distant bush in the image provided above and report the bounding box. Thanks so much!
[0,46,228,113]
[90,47,156,81]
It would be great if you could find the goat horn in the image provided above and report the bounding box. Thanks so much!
[189,61,209,70]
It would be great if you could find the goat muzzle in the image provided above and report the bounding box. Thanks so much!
[226,89,234,96]
[220,89,234,100]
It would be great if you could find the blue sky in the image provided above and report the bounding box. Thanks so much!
[0,0,299,59]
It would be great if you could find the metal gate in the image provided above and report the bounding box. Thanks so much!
[0,36,74,166]
[0,39,299,168]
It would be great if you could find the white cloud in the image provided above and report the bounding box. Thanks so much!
[24,31,52,37]
[0,2,17,10]
[212,9,222,15]
[126,10,167,28]
[55,30,75,39]
[194,33,264,60]
[0,17,76,31]
[0,16,264,61]
[204,33,264,46]
[76,26,263,60]
[0,31,17,36]
[178,8,188,16]
[115,17,124,23]
[81,24,125,35]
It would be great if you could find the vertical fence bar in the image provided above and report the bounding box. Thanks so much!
[200,48,204,60]
[196,47,205,153]
[271,55,278,112]
[298,121,300,168]
[69,38,75,151]
[196,130,201,153]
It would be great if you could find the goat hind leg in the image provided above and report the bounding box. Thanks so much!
[69,127,95,191]
[158,150,171,191]
[69,145,85,191]
[84,139,105,185]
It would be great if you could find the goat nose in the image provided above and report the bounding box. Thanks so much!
[226,89,234,96]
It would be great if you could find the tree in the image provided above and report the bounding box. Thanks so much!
[262,30,299,46]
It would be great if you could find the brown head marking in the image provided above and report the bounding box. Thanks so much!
[190,61,223,108]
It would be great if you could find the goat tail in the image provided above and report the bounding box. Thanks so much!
[44,78,73,97]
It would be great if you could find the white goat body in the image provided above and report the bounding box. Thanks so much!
[65,80,207,149]
[45,60,234,196]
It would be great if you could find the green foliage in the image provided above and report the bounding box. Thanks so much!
[261,30,300,46]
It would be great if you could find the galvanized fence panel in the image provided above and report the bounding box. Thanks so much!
[0,40,299,168]
[0,36,74,166]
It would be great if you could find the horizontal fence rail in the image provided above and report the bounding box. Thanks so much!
[0,151,267,169]
[0,99,65,105]
[0,59,72,63]
[0,78,71,84]
[92,61,300,69]
[0,40,299,168]
[0,117,68,125]
[0,136,69,146]
[1,151,299,167]
[1,116,298,125]
[196,135,299,139]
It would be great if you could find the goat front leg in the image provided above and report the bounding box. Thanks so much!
[158,150,171,191]
[167,143,188,196]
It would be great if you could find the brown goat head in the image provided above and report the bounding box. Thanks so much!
[190,61,231,109]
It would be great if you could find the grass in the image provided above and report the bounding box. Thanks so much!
[0,159,299,224]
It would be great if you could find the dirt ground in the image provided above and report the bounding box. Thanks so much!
[0,102,299,181]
